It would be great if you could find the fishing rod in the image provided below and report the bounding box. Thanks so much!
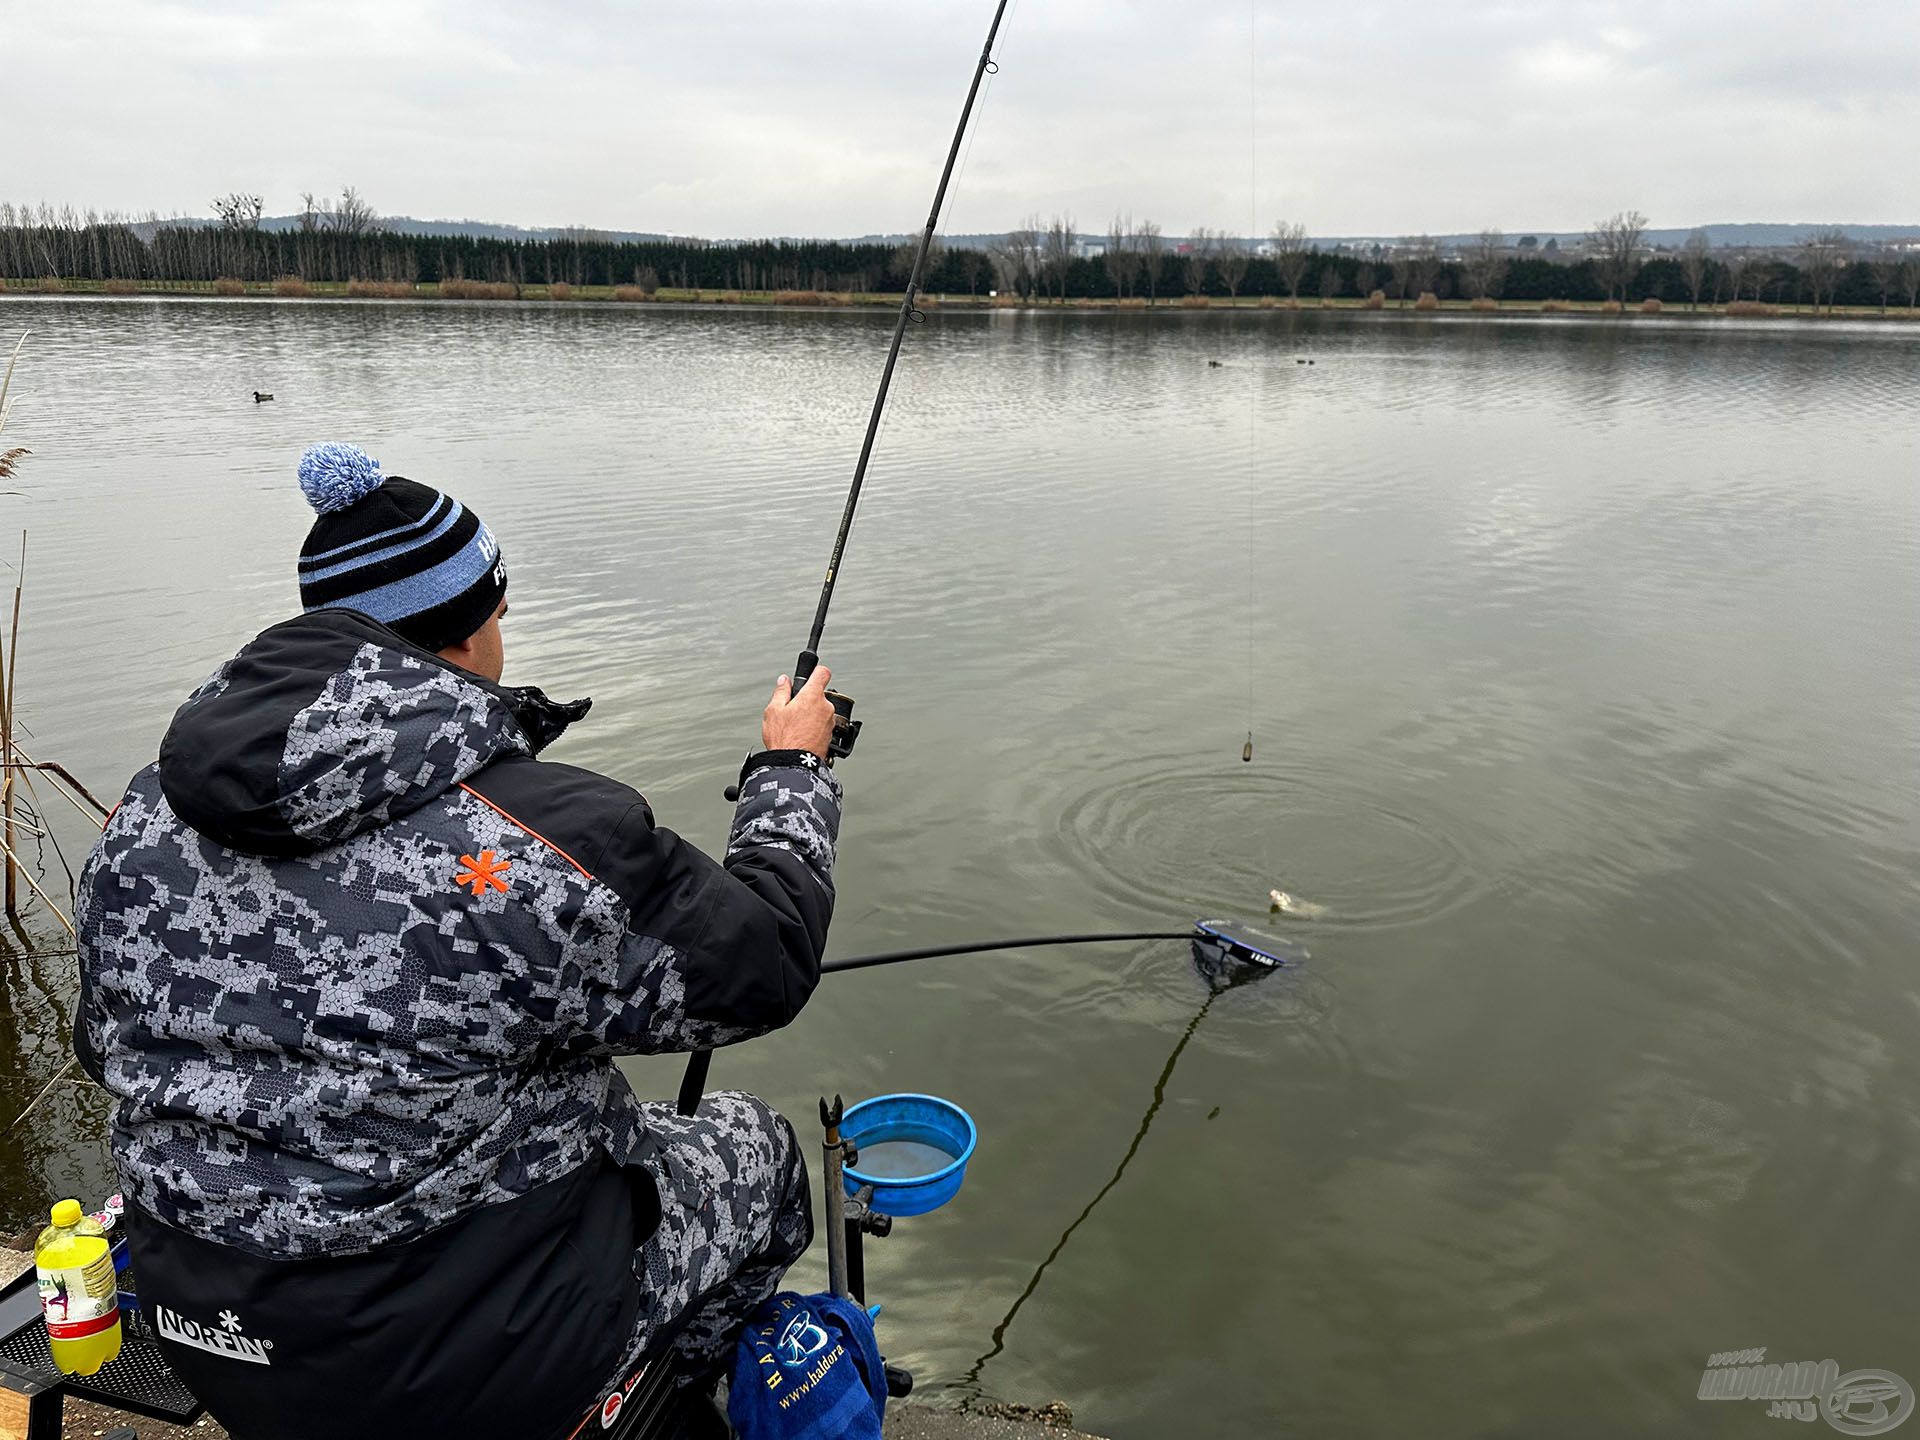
[727,0,1014,801]
[687,0,1012,1115]
[824,930,1192,974]
[677,922,1292,1111]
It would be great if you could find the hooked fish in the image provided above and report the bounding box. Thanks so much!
[1269,888,1328,919]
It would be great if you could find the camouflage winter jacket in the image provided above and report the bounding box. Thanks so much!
[75,608,841,1260]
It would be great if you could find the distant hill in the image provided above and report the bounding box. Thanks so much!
[1312,223,1920,251]
[249,214,681,244]
[151,216,1920,252]
[861,223,1920,252]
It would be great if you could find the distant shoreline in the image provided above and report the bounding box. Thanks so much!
[4,277,1917,323]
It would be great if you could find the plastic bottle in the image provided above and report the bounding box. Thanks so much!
[35,1199,122,1375]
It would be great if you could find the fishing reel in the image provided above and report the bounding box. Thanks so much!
[795,649,860,762]
[722,657,860,802]
[824,687,862,760]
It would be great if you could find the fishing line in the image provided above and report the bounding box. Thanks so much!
[958,987,1222,1394]
[955,943,1280,1395]
[1242,0,1257,764]
[940,0,1022,247]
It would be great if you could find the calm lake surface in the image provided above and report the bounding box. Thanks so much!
[2,297,1916,1436]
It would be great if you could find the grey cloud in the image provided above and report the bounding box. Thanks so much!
[12,0,1917,239]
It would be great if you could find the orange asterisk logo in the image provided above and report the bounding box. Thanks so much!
[453,850,512,897]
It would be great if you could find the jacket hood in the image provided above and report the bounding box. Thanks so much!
[158,609,589,856]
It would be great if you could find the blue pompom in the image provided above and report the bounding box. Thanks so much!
[297,443,385,514]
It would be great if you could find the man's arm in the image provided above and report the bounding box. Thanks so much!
[506,668,844,1054]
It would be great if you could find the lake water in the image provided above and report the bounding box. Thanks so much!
[1,297,1916,1436]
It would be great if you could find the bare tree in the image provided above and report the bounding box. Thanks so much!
[1721,250,1752,304]
[1464,228,1507,300]
[1042,215,1075,302]
[1103,214,1136,299]
[212,193,264,231]
[326,185,380,237]
[1679,229,1711,311]
[1352,262,1376,298]
[297,192,321,233]
[1797,227,1848,314]
[1585,210,1649,301]
[1137,220,1164,305]
[1216,236,1250,300]
[1899,249,1920,311]
[1182,228,1217,296]
[1318,263,1342,301]
[1271,220,1311,302]
[992,217,1043,300]
[1393,235,1438,305]
[1867,245,1899,314]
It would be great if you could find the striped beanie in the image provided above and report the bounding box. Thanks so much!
[295,443,508,652]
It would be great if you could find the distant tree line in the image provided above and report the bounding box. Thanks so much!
[3,193,1917,313]
[0,193,998,295]
[989,211,1920,312]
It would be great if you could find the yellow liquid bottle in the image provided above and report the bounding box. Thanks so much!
[35,1199,122,1376]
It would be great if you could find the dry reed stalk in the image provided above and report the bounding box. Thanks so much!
[1725,300,1779,317]
[546,281,573,301]
[1364,290,1386,310]
[0,829,72,935]
[345,279,413,299]
[102,278,138,296]
[1640,296,1663,314]
[273,275,311,298]
[773,290,825,306]
[1470,297,1499,312]
[1180,295,1211,308]
[1414,292,1440,311]
[0,342,19,923]
[34,277,61,294]
[212,277,245,297]
[1599,299,1624,315]
[611,285,646,302]
[1541,300,1569,314]
[6,748,110,821]
[3,532,22,921]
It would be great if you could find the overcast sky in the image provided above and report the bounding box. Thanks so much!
[15,0,1918,239]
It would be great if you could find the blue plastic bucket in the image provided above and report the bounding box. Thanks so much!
[840,1093,977,1217]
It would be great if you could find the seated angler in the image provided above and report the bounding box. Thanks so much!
[75,443,843,1439]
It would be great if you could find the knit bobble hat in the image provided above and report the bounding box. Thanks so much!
[295,443,508,653]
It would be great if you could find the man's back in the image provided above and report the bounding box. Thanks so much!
[78,604,842,1436]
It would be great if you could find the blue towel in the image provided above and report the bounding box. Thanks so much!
[728,1291,886,1440]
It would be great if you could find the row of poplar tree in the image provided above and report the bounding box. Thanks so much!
[2,197,1916,311]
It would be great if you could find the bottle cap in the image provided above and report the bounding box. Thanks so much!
[50,1199,82,1228]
